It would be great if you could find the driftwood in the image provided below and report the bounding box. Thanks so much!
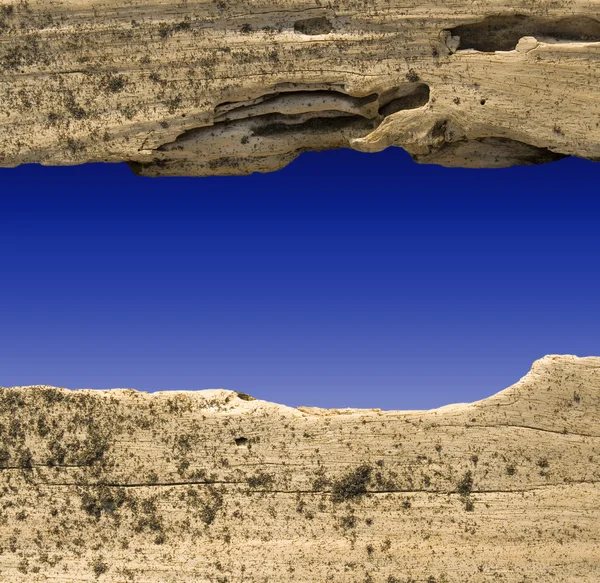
[0,354,599,581]
[0,1,599,175]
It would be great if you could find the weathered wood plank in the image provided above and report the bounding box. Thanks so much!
[0,0,599,174]
[0,354,599,581]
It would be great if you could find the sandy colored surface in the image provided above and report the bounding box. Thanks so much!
[0,354,599,581]
[0,1,599,175]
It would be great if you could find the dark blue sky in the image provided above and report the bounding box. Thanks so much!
[1,148,599,409]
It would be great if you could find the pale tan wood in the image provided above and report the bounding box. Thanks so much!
[0,354,599,581]
[0,1,599,175]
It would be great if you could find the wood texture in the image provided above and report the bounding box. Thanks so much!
[0,1,599,175]
[0,354,599,581]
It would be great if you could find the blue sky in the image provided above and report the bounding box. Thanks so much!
[1,148,599,409]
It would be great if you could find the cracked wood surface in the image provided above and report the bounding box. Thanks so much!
[0,355,599,581]
[0,0,599,175]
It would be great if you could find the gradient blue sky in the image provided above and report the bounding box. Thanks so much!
[1,148,599,410]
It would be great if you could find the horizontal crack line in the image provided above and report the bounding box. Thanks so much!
[499,424,599,438]
[0,463,93,471]
[32,479,600,493]
[12,67,388,81]
[425,423,599,439]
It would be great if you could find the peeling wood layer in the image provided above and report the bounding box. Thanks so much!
[0,355,599,581]
[0,0,599,175]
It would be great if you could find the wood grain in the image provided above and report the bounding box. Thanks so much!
[0,1,599,174]
[0,354,599,581]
